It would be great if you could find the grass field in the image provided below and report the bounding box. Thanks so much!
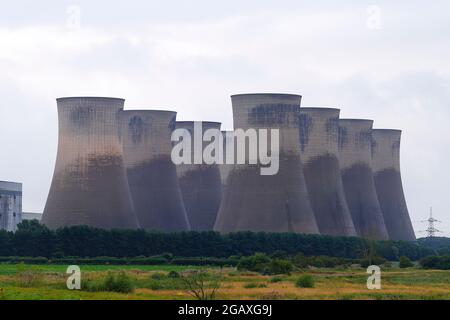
[0,264,449,300]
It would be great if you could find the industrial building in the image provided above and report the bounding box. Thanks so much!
[121,110,190,231]
[214,94,319,233]
[299,108,357,236]
[42,97,139,230]
[175,121,222,231]
[36,93,415,240]
[0,181,22,232]
[372,129,416,241]
[338,119,389,240]
[22,212,43,222]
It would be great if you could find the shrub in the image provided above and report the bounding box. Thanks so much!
[50,256,168,265]
[237,254,293,275]
[171,257,238,267]
[84,272,134,293]
[307,256,351,268]
[162,252,174,261]
[270,250,288,259]
[292,255,352,269]
[292,254,308,269]
[244,282,267,289]
[359,256,387,268]
[399,256,414,268]
[105,271,134,293]
[419,255,450,270]
[103,272,134,293]
[0,257,49,264]
[269,276,284,283]
[438,247,450,255]
[264,259,293,275]
[51,257,127,265]
[151,272,166,280]
[128,256,168,265]
[168,271,181,278]
[180,270,222,300]
[295,275,315,288]
[237,253,271,273]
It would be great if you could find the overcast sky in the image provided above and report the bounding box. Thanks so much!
[0,0,449,236]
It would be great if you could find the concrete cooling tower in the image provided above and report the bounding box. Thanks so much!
[214,94,319,234]
[175,121,222,231]
[372,129,415,241]
[219,131,235,198]
[121,110,190,231]
[299,108,356,236]
[338,119,388,240]
[42,97,139,230]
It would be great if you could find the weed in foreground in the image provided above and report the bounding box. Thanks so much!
[295,275,315,288]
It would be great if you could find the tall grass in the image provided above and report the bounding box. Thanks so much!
[83,272,134,293]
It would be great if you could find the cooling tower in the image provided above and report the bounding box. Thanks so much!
[42,97,139,230]
[219,131,235,198]
[338,119,388,240]
[121,110,190,231]
[175,121,222,231]
[372,129,415,241]
[214,94,319,234]
[299,108,357,236]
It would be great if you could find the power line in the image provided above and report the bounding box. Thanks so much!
[418,207,442,238]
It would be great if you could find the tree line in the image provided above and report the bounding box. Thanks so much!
[0,220,437,260]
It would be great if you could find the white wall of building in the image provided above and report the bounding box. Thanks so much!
[0,181,23,232]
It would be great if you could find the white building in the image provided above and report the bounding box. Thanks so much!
[22,212,42,222]
[0,181,22,232]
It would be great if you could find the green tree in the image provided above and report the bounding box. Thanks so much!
[399,256,414,268]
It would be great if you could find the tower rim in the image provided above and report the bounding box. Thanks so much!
[56,96,125,102]
[231,93,302,99]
